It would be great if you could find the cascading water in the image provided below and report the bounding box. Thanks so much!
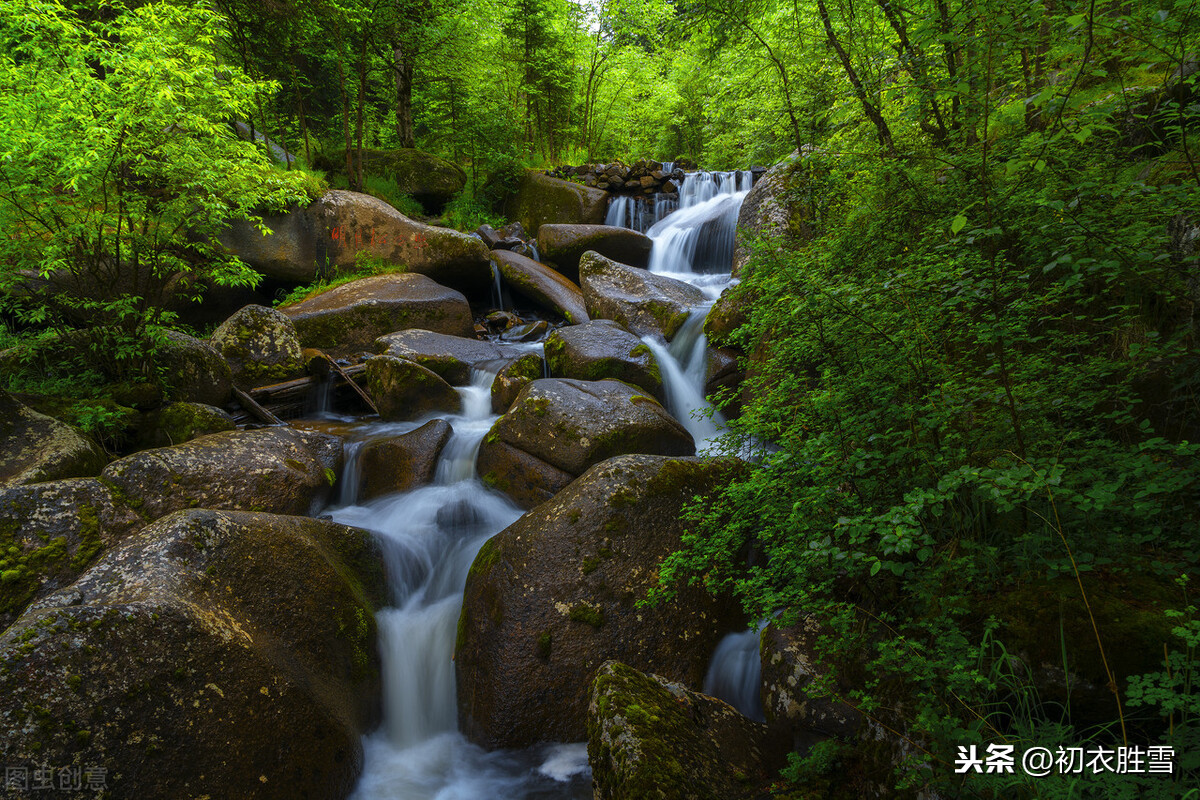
[640,311,725,452]
[702,623,766,722]
[338,367,591,799]
[646,170,752,279]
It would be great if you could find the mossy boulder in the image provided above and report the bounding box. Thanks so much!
[543,320,663,401]
[0,478,144,630]
[490,249,590,324]
[733,152,816,277]
[99,427,342,522]
[156,329,234,407]
[374,329,523,385]
[702,286,751,349]
[317,148,467,212]
[210,304,306,387]
[0,509,385,799]
[219,190,492,292]
[357,419,452,500]
[365,355,462,420]
[456,455,745,749]
[580,251,707,340]
[474,379,694,508]
[588,661,785,800]
[503,171,609,236]
[282,273,474,354]
[537,224,652,282]
[0,390,108,489]
[138,402,236,449]
[490,352,545,414]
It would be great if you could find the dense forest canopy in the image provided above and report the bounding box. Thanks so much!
[1,0,1198,796]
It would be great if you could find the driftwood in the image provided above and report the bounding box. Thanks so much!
[230,362,373,425]
[231,386,287,426]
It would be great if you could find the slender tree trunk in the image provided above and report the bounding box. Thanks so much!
[355,35,368,190]
[393,41,416,148]
[816,0,894,152]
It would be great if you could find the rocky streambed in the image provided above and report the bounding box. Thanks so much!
[0,161,859,799]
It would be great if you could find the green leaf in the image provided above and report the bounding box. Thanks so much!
[950,215,967,234]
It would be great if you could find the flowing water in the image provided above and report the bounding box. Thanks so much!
[339,370,592,799]
[338,168,762,798]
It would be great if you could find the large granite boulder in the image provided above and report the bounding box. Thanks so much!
[356,419,452,501]
[589,661,784,800]
[365,355,462,420]
[219,189,491,292]
[317,148,467,212]
[157,329,234,406]
[281,273,474,353]
[490,250,589,324]
[0,390,108,489]
[543,320,663,400]
[475,379,694,508]
[503,171,608,236]
[456,455,744,748]
[99,427,342,522]
[374,329,523,385]
[210,304,306,387]
[0,509,385,799]
[733,152,815,277]
[537,224,652,282]
[0,478,144,630]
[580,251,707,340]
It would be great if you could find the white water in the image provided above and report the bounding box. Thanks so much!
[703,623,766,722]
[641,312,725,452]
[340,368,592,799]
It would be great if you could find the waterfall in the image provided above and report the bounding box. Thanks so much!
[338,365,592,799]
[646,171,750,276]
[641,310,725,451]
[490,260,504,311]
[703,623,766,722]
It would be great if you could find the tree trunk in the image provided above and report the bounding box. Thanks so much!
[393,41,416,148]
[816,0,894,152]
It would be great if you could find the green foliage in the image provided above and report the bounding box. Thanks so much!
[0,0,311,380]
[359,175,425,218]
[441,193,506,232]
[657,85,1200,789]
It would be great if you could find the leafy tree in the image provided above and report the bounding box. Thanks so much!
[0,0,313,378]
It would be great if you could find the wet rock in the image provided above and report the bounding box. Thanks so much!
[282,273,474,354]
[365,355,462,420]
[0,509,385,799]
[157,329,234,406]
[733,152,815,277]
[0,478,143,630]
[210,304,306,387]
[760,617,865,744]
[219,190,491,292]
[580,251,707,340]
[490,353,545,414]
[456,455,744,748]
[588,661,785,800]
[537,224,652,282]
[543,320,663,400]
[490,250,590,324]
[500,321,548,343]
[357,419,452,500]
[138,402,237,449]
[703,287,750,349]
[475,379,693,508]
[0,390,108,489]
[705,348,744,417]
[374,329,520,384]
[99,427,342,521]
[502,171,608,236]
